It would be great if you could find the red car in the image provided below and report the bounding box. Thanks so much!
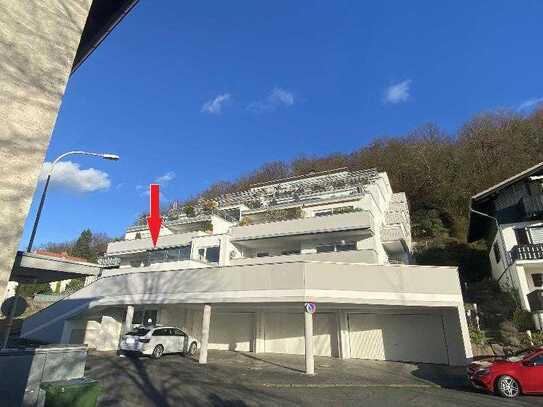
[467,347,543,398]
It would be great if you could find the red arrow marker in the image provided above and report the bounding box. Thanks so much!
[147,184,162,247]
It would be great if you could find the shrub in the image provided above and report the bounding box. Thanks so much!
[183,205,195,217]
[65,278,85,292]
[512,309,535,331]
[202,221,213,232]
[239,217,252,226]
[532,331,543,346]
[264,207,303,222]
[469,328,488,346]
[16,283,52,298]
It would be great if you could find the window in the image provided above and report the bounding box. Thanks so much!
[153,328,168,336]
[145,245,191,265]
[316,241,356,253]
[133,309,158,326]
[493,242,501,264]
[530,355,543,366]
[532,273,543,287]
[126,328,149,336]
[198,246,220,263]
[174,329,186,337]
[336,242,357,251]
[515,228,529,245]
[315,210,333,217]
[316,244,335,253]
[281,249,300,255]
[205,246,220,262]
[530,226,543,244]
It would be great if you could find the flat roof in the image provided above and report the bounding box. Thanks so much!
[10,251,101,284]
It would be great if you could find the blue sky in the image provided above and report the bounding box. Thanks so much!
[21,0,543,247]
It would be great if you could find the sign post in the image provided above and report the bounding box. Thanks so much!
[304,302,316,374]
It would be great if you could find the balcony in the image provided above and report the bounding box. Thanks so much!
[510,244,543,261]
[230,211,373,241]
[107,231,197,255]
[527,289,543,311]
[522,194,543,218]
[230,249,378,266]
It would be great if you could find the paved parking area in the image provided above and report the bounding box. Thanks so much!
[85,350,543,407]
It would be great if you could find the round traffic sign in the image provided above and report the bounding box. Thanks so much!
[304,302,316,314]
[1,296,28,318]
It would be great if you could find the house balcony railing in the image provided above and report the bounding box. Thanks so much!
[527,289,543,312]
[510,244,543,261]
[522,194,543,218]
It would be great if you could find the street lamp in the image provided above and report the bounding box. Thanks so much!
[26,151,120,252]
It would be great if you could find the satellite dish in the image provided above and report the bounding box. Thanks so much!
[1,296,28,318]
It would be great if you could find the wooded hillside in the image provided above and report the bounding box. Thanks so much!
[196,109,543,239]
[182,109,543,283]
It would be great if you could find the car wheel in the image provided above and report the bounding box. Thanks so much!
[188,342,197,356]
[496,375,520,398]
[152,345,164,359]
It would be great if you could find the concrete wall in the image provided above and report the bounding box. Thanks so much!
[0,1,93,300]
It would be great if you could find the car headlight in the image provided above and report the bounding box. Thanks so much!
[476,368,490,376]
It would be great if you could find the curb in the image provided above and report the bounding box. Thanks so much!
[255,383,439,389]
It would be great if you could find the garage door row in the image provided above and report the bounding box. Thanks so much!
[207,311,449,364]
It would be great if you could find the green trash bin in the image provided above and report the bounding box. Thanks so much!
[40,377,102,407]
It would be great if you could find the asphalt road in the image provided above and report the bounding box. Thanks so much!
[85,351,543,407]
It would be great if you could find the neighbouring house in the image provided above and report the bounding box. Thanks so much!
[468,162,543,331]
[4,251,89,301]
[21,168,472,367]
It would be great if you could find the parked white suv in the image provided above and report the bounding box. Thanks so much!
[119,326,199,359]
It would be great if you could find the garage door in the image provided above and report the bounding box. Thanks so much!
[348,314,448,364]
[209,313,254,351]
[264,313,337,356]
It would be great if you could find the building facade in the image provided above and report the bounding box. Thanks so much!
[0,0,137,301]
[468,162,543,330]
[22,168,472,368]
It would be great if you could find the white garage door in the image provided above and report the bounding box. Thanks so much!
[264,313,336,356]
[348,313,448,364]
[209,313,254,351]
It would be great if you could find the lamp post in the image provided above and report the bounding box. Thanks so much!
[26,151,120,252]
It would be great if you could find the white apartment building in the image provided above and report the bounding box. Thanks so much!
[22,168,472,369]
[468,162,543,331]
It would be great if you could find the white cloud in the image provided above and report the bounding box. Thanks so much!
[201,93,231,114]
[247,87,296,113]
[517,97,543,111]
[383,80,412,104]
[40,161,111,193]
[155,171,176,185]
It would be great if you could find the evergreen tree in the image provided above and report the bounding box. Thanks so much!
[70,229,96,262]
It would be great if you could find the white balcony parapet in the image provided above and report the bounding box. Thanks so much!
[230,249,379,266]
[231,211,373,241]
[107,231,200,255]
[381,225,408,242]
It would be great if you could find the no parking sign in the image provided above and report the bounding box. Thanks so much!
[304,302,316,314]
